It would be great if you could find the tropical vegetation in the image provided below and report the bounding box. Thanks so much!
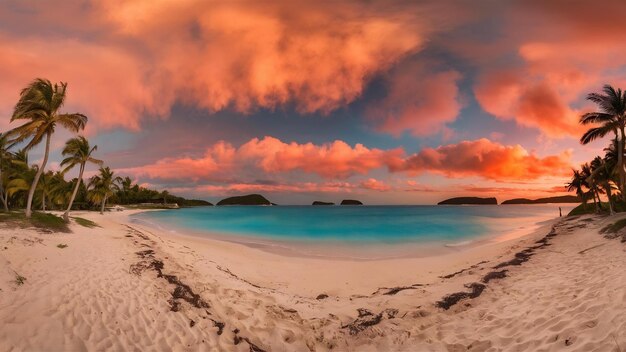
[0,78,210,222]
[568,84,626,215]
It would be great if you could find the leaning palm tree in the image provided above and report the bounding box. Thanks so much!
[4,152,32,209]
[48,171,73,210]
[0,134,13,211]
[88,167,121,214]
[590,156,616,215]
[60,136,102,221]
[567,169,587,203]
[580,85,626,201]
[6,78,87,217]
[581,163,602,212]
[35,171,54,211]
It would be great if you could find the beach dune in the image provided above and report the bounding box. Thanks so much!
[0,210,624,351]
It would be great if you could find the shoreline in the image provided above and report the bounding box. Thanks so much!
[118,208,562,298]
[128,205,568,261]
[1,209,624,350]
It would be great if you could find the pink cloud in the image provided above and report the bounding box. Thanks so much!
[470,1,626,138]
[474,70,586,137]
[360,178,392,192]
[0,1,451,131]
[367,63,462,136]
[124,136,570,185]
[238,137,403,179]
[123,136,403,181]
[393,138,572,181]
[175,182,356,195]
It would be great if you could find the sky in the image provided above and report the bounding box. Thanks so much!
[1,0,625,205]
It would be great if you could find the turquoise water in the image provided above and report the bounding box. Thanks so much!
[132,204,574,246]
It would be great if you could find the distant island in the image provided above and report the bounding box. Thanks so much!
[501,195,580,204]
[438,197,497,205]
[217,194,272,206]
[312,201,334,205]
[340,199,363,205]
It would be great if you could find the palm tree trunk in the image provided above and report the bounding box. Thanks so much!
[25,132,51,218]
[590,191,598,212]
[0,192,7,212]
[0,170,7,212]
[63,164,84,222]
[620,126,626,202]
[2,193,8,212]
[0,167,6,212]
[594,188,603,211]
[100,194,107,214]
[605,184,615,215]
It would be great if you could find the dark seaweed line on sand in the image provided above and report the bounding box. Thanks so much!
[439,261,488,280]
[126,226,267,352]
[436,225,560,310]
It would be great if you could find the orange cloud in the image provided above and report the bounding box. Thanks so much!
[471,0,626,138]
[176,182,356,195]
[360,178,392,192]
[123,141,236,181]
[124,136,404,181]
[124,136,570,184]
[0,0,447,130]
[474,70,585,137]
[238,137,403,179]
[393,138,572,181]
[367,63,462,136]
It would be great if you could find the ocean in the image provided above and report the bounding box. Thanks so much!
[132,204,576,259]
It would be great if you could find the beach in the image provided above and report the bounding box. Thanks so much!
[1,210,625,351]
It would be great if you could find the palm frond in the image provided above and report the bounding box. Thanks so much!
[580,125,615,145]
[56,113,87,132]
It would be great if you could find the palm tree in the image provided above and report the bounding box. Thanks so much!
[567,169,587,203]
[88,167,120,214]
[3,149,32,209]
[35,171,53,211]
[590,156,616,215]
[60,136,102,221]
[7,78,87,217]
[581,163,602,212]
[0,134,13,211]
[48,171,73,209]
[580,85,626,201]
[118,176,133,204]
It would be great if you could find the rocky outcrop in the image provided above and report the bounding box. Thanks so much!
[312,201,334,206]
[437,197,497,205]
[501,195,580,204]
[216,194,272,206]
[340,199,363,205]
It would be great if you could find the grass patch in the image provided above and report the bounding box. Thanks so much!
[72,217,99,228]
[57,243,68,249]
[0,211,70,233]
[567,201,626,216]
[14,274,26,286]
[600,218,626,234]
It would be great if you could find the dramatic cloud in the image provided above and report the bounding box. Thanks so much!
[124,136,570,185]
[471,0,626,137]
[474,71,584,137]
[123,136,404,181]
[360,178,392,192]
[0,0,447,130]
[367,63,462,136]
[3,0,619,203]
[393,138,572,181]
[170,182,356,196]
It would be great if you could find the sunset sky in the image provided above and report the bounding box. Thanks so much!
[1,0,625,204]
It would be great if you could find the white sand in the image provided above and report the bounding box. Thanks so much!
[0,210,624,351]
